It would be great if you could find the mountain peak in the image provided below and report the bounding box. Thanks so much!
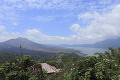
[2,37,35,47]
[0,37,85,57]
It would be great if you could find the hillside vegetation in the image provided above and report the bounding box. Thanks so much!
[0,48,120,80]
[0,37,85,58]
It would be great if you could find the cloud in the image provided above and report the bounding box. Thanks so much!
[12,22,18,26]
[26,29,41,36]
[70,24,80,32]
[1,2,120,44]
[0,0,119,26]
[1,1,120,44]
[35,16,53,21]
[0,27,71,44]
[0,25,21,42]
[20,28,77,44]
[25,29,65,41]
[0,25,6,31]
[71,4,120,42]
[24,28,95,44]
[3,0,118,11]
[0,32,21,42]
[0,1,18,24]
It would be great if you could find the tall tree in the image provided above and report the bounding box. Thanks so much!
[20,45,23,57]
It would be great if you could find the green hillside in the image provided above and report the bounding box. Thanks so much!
[0,48,120,80]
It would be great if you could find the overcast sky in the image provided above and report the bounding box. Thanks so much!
[0,0,120,44]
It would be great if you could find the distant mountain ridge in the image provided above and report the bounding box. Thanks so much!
[92,37,120,48]
[58,37,120,48]
[1,37,50,52]
[0,37,85,57]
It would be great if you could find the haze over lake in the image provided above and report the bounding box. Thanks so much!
[68,47,108,56]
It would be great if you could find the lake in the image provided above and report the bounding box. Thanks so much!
[68,47,108,56]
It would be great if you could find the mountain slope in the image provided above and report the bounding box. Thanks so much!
[1,37,52,52]
[0,37,85,57]
[57,37,120,48]
[93,37,120,48]
[0,42,56,57]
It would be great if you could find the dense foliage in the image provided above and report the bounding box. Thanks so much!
[46,48,120,80]
[0,55,46,80]
[0,53,43,65]
[71,56,119,80]
[0,48,120,80]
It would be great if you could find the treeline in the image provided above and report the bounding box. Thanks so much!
[0,53,43,65]
[45,48,120,80]
[0,48,120,80]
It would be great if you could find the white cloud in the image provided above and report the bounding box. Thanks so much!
[25,29,65,40]
[0,25,6,31]
[70,24,80,32]
[22,28,72,44]
[0,27,70,44]
[71,4,120,43]
[1,1,120,44]
[0,0,118,27]
[4,0,22,3]
[1,3,120,44]
[35,16,53,21]
[23,28,94,44]
[0,25,21,42]
[3,0,116,11]
[26,29,41,36]
[12,22,18,26]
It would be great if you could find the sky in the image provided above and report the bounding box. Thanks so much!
[0,0,120,44]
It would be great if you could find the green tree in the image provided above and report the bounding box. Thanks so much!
[0,55,46,80]
[20,44,23,58]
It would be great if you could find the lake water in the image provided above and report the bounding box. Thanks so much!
[68,47,108,56]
